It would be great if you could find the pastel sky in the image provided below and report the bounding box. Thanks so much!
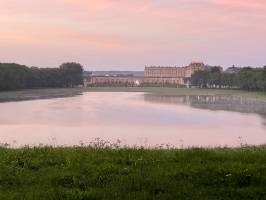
[0,0,265,70]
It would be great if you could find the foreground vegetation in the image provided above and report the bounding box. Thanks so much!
[1,147,266,199]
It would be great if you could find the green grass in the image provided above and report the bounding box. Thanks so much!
[0,87,266,102]
[1,147,266,200]
[86,87,266,100]
[0,88,84,101]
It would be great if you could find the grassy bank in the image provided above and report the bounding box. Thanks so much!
[1,147,266,199]
[0,87,266,102]
[0,88,84,102]
[86,87,266,100]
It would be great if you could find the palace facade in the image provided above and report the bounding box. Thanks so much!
[144,62,205,78]
[84,62,205,87]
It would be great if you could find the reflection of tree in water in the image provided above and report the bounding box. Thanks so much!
[143,94,266,118]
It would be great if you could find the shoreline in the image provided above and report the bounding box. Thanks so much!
[0,88,83,102]
[0,87,265,102]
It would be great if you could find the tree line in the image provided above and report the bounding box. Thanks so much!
[0,62,83,91]
[191,66,266,91]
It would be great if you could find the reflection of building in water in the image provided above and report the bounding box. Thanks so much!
[84,62,205,87]
[143,94,266,117]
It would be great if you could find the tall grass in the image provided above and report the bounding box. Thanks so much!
[1,146,266,199]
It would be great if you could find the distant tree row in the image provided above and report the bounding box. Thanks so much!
[191,66,266,91]
[0,62,83,91]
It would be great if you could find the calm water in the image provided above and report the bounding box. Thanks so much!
[0,92,266,148]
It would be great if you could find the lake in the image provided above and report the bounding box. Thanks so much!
[0,92,266,148]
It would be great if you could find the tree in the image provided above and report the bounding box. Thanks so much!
[60,62,84,87]
[238,67,259,90]
[257,66,266,91]
[0,62,84,91]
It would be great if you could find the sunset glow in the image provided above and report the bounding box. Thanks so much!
[0,0,265,69]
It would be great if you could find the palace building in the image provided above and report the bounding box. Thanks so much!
[144,62,205,78]
[84,62,206,87]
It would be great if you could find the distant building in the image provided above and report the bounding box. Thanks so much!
[225,65,241,74]
[205,65,223,72]
[84,62,206,87]
[144,62,205,78]
[83,71,92,77]
[85,76,187,87]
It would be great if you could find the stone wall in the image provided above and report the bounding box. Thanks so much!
[84,76,186,87]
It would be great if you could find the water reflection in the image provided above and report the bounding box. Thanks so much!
[144,94,266,118]
[0,92,265,148]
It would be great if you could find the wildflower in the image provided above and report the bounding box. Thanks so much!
[225,173,232,177]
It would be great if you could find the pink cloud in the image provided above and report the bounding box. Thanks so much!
[59,30,129,49]
[212,0,266,9]
[0,27,128,50]
[63,0,152,12]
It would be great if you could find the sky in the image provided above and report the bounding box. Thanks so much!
[0,0,266,70]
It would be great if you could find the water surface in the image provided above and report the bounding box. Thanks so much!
[0,92,265,148]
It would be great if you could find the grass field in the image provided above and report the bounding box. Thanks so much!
[0,87,266,102]
[0,88,84,102]
[1,147,266,200]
